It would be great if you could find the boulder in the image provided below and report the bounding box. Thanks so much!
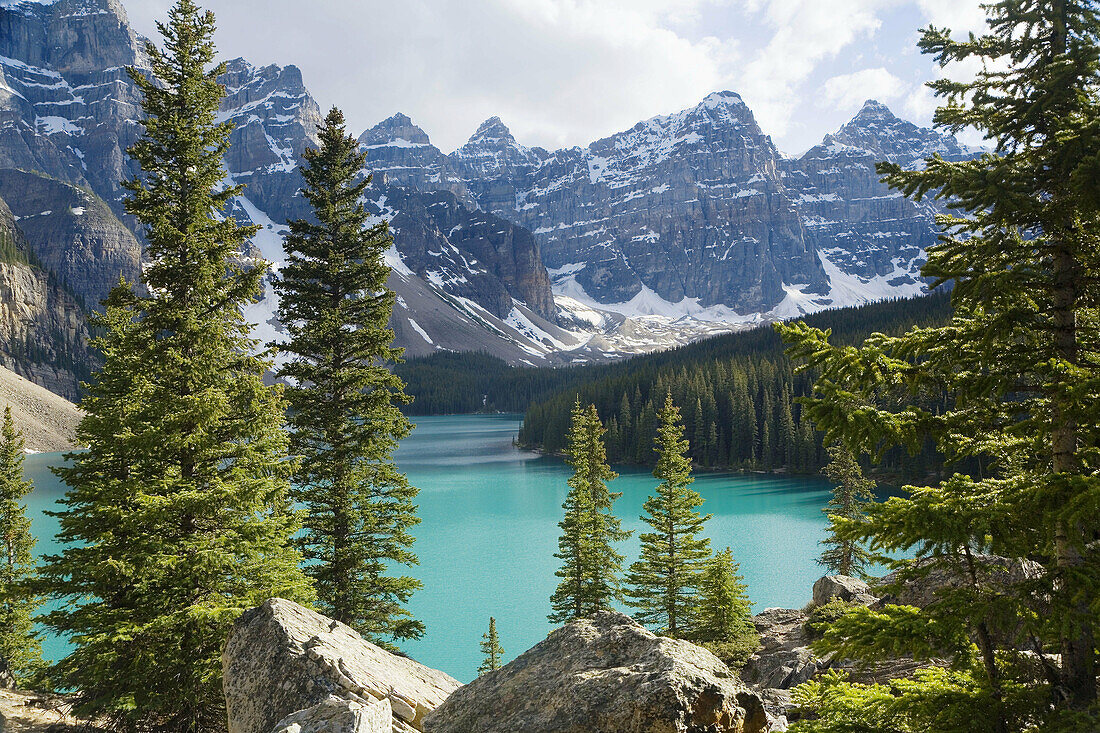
[423,610,774,733]
[811,576,876,607]
[874,555,1043,609]
[222,599,461,733]
[741,609,826,692]
[269,697,391,733]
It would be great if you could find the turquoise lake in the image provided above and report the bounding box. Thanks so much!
[23,413,835,683]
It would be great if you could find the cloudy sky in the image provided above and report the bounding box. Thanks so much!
[120,0,988,155]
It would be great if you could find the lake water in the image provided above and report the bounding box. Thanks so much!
[23,413,835,683]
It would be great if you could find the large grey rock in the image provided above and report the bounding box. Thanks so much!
[223,599,461,733]
[741,608,825,692]
[811,575,876,607]
[874,554,1044,609]
[424,610,774,733]
[269,697,391,733]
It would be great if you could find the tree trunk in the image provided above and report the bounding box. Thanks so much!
[1051,240,1096,708]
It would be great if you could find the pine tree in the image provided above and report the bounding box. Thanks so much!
[626,393,711,637]
[781,1,1100,728]
[0,406,42,685]
[37,2,312,728]
[549,401,630,623]
[692,547,758,668]
[819,444,876,580]
[477,616,504,675]
[274,107,422,645]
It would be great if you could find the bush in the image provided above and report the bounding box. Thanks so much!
[804,598,862,640]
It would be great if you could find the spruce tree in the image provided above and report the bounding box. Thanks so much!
[274,107,422,645]
[781,1,1100,728]
[549,401,629,623]
[0,406,42,685]
[37,2,311,728]
[626,393,711,637]
[819,444,876,580]
[692,547,758,668]
[477,616,504,676]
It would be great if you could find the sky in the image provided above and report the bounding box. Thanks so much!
[119,0,989,156]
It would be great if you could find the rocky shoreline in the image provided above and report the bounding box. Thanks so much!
[2,565,1021,732]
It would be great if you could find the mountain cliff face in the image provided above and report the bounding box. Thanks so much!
[368,187,555,320]
[0,0,146,224]
[781,99,974,306]
[0,169,140,308]
[0,191,90,399]
[451,93,825,313]
[219,58,322,226]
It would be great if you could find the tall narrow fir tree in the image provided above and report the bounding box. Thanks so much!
[692,547,758,667]
[37,2,311,728]
[819,443,876,579]
[0,406,42,685]
[626,393,711,637]
[275,107,423,644]
[781,1,1100,727]
[549,400,629,623]
[477,616,504,675]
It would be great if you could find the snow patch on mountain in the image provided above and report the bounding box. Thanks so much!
[234,194,288,365]
[550,263,751,323]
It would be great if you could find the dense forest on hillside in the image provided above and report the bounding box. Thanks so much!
[399,290,952,476]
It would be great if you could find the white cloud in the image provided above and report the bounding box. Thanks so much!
[733,0,893,139]
[823,67,907,112]
[119,0,995,154]
[122,0,740,152]
[915,0,987,34]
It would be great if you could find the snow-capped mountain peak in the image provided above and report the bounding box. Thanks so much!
[826,98,971,168]
[361,113,434,148]
[453,116,542,178]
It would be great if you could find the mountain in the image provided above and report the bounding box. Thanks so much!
[365,93,975,325]
[451,92,825,313]
[0,169,141,307]
[781,99,976,307]
[0,0,979,396]
[0,0,575,384]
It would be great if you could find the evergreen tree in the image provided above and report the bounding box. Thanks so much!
[0,406,42,685]
[692,547,758,668]
[477,616,504,675]
[818,444,876,580]
[274,107,422,645]
[37,2,312,728]
[781,1,1100,728]
[549,401,629,623]
[626,394,711,637]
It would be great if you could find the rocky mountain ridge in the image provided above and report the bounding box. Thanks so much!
[0,0,978,393]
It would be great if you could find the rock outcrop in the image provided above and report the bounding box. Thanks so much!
[423,610,773,733]
[741,608,822,694]
[222,598,460,733]
[269,697,391,733]
[811,575,876,607]
[874,555,1044,609]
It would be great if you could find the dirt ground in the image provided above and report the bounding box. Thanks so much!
[0,688,89,732]
[0,366,81,453]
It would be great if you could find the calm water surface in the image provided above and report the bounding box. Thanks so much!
[23,413,834,682]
